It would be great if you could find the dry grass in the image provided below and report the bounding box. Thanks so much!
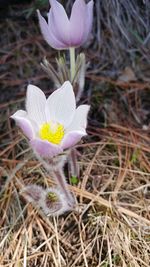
[0,2,150,267]
[1,99,150,266]
[91,0,150,80]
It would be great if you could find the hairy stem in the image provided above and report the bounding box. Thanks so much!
[35,153,75,207]
[68,148,79,178]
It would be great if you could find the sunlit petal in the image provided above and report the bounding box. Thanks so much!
[45,81,76,127]
[26,84,46,125]
[67,105,90,132]
[11,110,35,139]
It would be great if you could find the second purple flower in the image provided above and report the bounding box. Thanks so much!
[37,0,94,50]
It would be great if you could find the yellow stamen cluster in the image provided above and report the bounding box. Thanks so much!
[47,192,58,202]
[39,122,64,145]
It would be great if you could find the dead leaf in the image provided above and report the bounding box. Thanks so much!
[118,66,137,82]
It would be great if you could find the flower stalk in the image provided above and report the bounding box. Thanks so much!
[69,47,76,82]
[68,148,79,178]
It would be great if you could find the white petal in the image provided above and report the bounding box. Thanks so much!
[61,130,86,150]
[11,110,35,139]
[67,104,90,132]
[26,84,46,125]
[45,81,76,127]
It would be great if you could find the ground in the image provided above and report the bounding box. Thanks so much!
[0,1,150,267]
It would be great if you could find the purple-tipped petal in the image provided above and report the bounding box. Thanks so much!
[61,130,86,150]
[37,10,66,49]
[11,110,35,139]
[45,81,76,127]
[48,0,70,45]
[30,138,62,158]
[70,0,86,46]
[26,84,46,126]
[67,105,90,132]
[81,0,94,43]
[21,184,44,203]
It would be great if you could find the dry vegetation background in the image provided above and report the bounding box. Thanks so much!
[0,0,150,266]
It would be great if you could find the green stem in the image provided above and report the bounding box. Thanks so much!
[69,47,76,82]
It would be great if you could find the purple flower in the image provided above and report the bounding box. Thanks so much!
[21,185,72,216]
[37,0,94,50]
[11,81,90,158]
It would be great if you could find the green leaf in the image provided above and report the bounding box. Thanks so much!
[70,176,79,185]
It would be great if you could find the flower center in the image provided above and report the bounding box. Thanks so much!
[39,122,64,144]
[47,192,58,202]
